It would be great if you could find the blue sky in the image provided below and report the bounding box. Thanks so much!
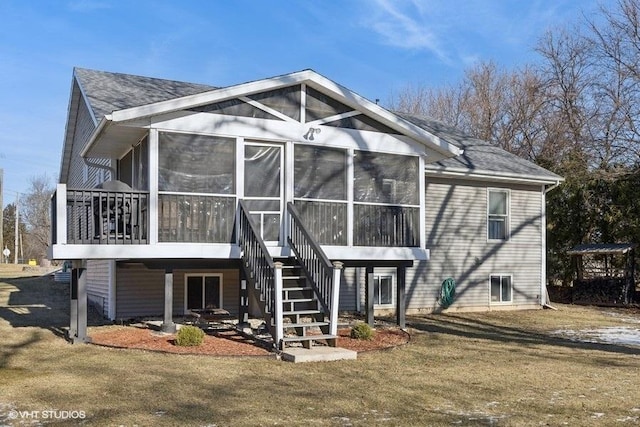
[0,0,610,203]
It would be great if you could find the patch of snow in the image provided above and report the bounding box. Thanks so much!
[551,327,640,347]
[604,311,640,324]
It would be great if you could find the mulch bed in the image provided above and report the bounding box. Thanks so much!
[89,325,410,356]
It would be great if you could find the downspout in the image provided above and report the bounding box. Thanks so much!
[542,180,562,310]
[544,180,562,195]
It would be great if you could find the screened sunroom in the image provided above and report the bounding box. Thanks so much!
[51,70,459,262]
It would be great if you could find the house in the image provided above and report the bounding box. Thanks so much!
[50,68,563,347]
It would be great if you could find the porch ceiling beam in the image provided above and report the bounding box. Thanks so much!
[238,96,298,123]
[306,110,361,126]
[339,260,414,268]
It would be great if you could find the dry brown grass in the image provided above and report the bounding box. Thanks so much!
[1,269,640,426]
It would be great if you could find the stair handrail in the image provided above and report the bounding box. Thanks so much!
[287,202,342,335]
[237,200,283,345]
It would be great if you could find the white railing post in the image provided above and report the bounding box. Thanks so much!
[330,261,343,336]
[273,262,284,349]
[56,183,67,245]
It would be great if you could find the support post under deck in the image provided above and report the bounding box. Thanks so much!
[161,268,176,333]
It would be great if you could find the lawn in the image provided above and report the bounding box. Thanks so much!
[1,267,640,426]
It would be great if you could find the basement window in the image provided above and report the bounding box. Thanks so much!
[490,274,512,303]
[374,273,394,307]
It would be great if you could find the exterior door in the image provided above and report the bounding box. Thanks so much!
[186,275,222,311]
[244,143,284,244]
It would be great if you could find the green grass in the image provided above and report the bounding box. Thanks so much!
[1,271,640,426]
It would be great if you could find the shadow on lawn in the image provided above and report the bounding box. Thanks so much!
[407,313,640,357]
[0,274,107,340]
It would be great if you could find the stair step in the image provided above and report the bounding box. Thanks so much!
[283,322,329,329]
[282,275,305,280]
[283,298,315,303]
[282,286,313,292]
[283,309,323,316]
[282,334,337,343]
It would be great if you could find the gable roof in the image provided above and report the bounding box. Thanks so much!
[399,113,563,184]
[61,67,562,186]
[74,68,216,121]
[88,69,461,159]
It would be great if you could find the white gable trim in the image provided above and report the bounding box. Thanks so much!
[73,69,99,127]
[105,70,461,158]
[110,71,315,122]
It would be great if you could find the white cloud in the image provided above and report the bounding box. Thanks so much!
[361,0,608,71]
[364,0,451,63]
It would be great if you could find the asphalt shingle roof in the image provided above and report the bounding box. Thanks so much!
[398,113,562,181]
[74,68,216,119]
[72,67,562,183]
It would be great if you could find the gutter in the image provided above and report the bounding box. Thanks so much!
[425,167,565,186]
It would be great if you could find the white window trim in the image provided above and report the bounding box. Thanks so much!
[489,273,513,304]
[184,273,224,313]
[487,188,510,242]
[373,270,395,308]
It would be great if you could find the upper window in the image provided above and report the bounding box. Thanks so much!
[118,137,148,190]
[305,86,353,122]
[158,132,235,194]
[353,151,419,205]
[294,145,347,200]
[488,189,509,240]
[490,274,512,303]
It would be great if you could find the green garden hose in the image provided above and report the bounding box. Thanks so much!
[439,278,456,308]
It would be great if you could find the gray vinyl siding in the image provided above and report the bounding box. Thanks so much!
[66,85,111,188]
[116,265,164,319]
[86,260,110,318]
[115,263,240,319]
[422,177,543,311]
[338,268,357,311]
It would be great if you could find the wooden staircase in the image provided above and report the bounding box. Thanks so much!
[278,257,337,349]
[237,200,342,351]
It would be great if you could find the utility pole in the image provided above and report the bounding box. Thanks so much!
[14,193,18,264]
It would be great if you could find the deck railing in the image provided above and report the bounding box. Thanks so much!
[158,194,235,243]
[287,202,342,335]
[353,204,420,247]
[63,188,149,244]
[237,200,283,345]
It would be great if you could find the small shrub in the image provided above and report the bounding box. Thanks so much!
[350,322,375,340]
[175,325,205,346]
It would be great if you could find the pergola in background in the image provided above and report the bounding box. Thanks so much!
[567,243,637,305]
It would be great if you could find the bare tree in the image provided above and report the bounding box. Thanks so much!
[588,0,640,166]
[21,174,55,261]
[388,61,553,164]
